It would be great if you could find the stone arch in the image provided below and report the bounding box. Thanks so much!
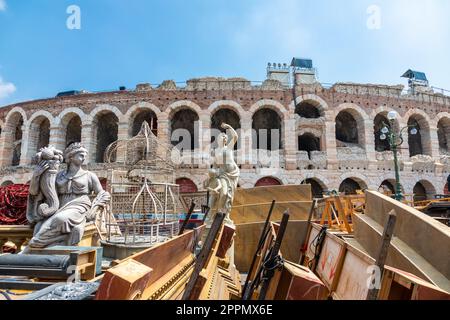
[208,100,246,120]
[170,108,200,151]
[252,108,282,150]
[91,110,119,163]
[5,107,27,125]
[60,112,83,148]
[57,107,86,125]
[405,111,432,157]
[339,177,367,195]
[27,110,54,127]
[294,100,324,119]
[27,115,51,160]
[249,99,288,120]
[210,107,241,150]
[301,177,328,198]
[176,177,198,193]
[2,110,25,166]
[289,94,329,116]
[166,100,202,119]
[89,105,123,122]
[413,180,436,202]
[255,176,283,187]
[436,115,450,155]
[335,104,368,148]
[126,102,161,137]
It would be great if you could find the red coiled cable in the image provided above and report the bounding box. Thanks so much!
[0,184,29,225]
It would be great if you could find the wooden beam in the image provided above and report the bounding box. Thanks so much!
[366,210,397,300]
[182,212,225,300]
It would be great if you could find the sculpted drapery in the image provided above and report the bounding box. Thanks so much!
[25,143,110,250]
[205,123,240,227]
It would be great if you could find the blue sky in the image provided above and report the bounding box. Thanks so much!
[0,0,449,107]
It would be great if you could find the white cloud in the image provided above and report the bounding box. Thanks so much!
[0,77,16,100]
[0,0,6,11]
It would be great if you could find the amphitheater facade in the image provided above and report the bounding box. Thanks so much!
[0,74,449,200]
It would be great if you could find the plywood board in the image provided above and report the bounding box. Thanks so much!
[364,191,450,280]
[234,221,308,273]
[334,239,375,300]
[233,185,312,206]
[316,232,346,291]
[275,261,328,300]
[231,202,311,224]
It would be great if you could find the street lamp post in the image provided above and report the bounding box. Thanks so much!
[379,111,418,201]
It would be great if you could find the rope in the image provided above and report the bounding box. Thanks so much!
[308,225,327,269]
[0,184,29,225]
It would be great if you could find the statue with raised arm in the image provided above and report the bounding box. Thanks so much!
[205,123,240,227]
[24,143,110,250]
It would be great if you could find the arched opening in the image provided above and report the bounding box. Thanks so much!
[295,101,321,119]
[131,109,158,137]
[339,178,364,195]
[171,109,199,151]
[373,114,391,152]
[413,182,427,202]
[252,108,282,150]
[28,116,50,157]
[211,108,241,150]
[379,180,395,195]
[302,179,324,198]
[335,111,359,145]
[93,112,119,163]
[437,117,450,155]
[1,181,14,187]
[255,177,282,187]
[61,113,82,148]
[4,112,24,166]
[298,133,320,159]
[408,114,431,157]
[176,178,198,193]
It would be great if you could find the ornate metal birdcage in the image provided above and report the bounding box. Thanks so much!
[101,121,183,247]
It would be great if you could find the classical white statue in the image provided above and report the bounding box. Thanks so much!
[24,143,110,250]
[205,123,240,227]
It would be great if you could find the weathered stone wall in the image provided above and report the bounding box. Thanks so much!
[0,79,449,198]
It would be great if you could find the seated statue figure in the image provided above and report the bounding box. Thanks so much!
[24,143,110,250]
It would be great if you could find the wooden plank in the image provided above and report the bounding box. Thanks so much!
[315,232,346,291]
[364,190,450,279]
[334,238,375,300]
[216,224,235,259]
[275,261,328,300]
[367,210,397,300]
[232,185,312,207]
[182,213,225,300]
[95,259,153,300]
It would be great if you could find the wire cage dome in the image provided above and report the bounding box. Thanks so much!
[101,120,184,246]
[103,121,180,174]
